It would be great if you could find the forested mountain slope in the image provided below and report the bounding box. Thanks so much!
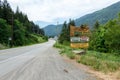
[44,1,120,36]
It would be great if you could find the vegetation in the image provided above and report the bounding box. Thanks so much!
[58,19,75,44]
[89,13,120,55]
[54,42,120,73]
[0,0,48,48]
[55,34,120,73]
[55,13,120,73]
[54,41,75,59]
[75,1,120,28]
[77,51,120,73]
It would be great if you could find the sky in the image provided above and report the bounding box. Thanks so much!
[7,0,120,27]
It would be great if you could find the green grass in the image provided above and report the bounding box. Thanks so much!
[77,51,120,73]
[0,44,8,50]
[54,41,75,59]
[54,42,120,73]
[28,34,47,44]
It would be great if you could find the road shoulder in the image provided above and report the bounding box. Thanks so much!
[62,55,120,80]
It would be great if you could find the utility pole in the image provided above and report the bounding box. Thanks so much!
[8,12,14,47]
[56,21,59,36]
[10,12,14,47]
[54,21,59,40]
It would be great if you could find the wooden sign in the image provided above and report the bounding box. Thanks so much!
[70,25,89,48]
[70,43,89,48]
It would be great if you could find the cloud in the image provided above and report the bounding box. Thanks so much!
[7,0,120,23]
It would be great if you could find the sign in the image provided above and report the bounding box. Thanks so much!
[80,36,89,42]
[71,36,89,43]
[70,43,89,48]
[9,37,12,40]
[71,37,81,42]
[70,25,90,48]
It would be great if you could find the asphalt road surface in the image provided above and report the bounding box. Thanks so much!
[0,40,99,80]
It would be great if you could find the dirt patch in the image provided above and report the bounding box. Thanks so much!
[62,55,120,80]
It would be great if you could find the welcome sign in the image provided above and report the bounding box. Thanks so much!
[70,25,89,48]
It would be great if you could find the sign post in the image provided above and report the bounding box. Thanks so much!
[8,37,12,47]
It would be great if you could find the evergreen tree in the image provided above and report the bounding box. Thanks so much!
[2,0,13,24]
[58,19,76,44]
[59,21,67,44]
[0,0,2,18]
[13,20,25,46]
[93,20,100,30]
[0,0,47,47]
[0,18,11,44]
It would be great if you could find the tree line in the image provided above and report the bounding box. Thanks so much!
[0,0,47,47]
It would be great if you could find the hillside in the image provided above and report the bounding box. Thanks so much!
[43,24,62,37]
[43,1,120,36]
[0,0,47,47]
[75,1,120,28]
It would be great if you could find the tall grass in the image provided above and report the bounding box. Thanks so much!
[77,51,120,73]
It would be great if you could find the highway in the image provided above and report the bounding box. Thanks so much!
[0,40,99,80]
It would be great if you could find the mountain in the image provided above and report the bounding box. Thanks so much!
[34,21,51,28]
[43,1,120,36]
[75,1,120,28]
[43,24,62,37]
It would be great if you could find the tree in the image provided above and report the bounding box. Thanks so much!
[0,18,11,44]
[93,20,100,30]
[89,13,120,55]
[59,21,67,44]
[104,18,120,54]
[13,20,25,46]
[58,19,76,44]
[0,0,3,18]
[0,0,47,47]
[2,0,13,24]
[68,19,75,26]
[89,26,107,52]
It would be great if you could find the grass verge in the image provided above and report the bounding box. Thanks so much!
[0,44,8,50]
[77,51,120,73]
[54,42,120,73]
[54,41,75,59]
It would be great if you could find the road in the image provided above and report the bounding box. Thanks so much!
[0,40,99,80]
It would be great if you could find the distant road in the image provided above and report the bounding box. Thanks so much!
[0,40,99,80]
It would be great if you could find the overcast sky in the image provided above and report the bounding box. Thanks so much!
[7,0,120,26]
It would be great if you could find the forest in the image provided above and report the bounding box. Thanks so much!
[0,0,48,48]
